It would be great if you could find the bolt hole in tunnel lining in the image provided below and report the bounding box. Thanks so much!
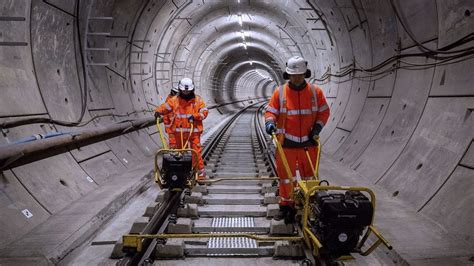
[60,179,67,186]
[392,191,399,197]
[416,163,423,170]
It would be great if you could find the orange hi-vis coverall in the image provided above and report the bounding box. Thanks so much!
[264,83,330,207]
[156,95,209,173]
[162,94,176,148]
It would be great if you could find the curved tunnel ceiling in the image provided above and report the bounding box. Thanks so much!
[147,0,330,102]
[0,0,473,263]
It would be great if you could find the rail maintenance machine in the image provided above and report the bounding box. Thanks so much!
[153,117,199,192]
[121,119,392,265]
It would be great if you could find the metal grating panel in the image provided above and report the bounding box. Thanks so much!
[208,217,258,255]
[211,217,255,228]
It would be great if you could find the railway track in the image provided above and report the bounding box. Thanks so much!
[117,103,308,265]
[61,102,391,266]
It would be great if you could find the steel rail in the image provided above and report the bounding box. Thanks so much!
[117,192,181,266]
[254,104,276,175]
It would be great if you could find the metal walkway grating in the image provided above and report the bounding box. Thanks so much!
[208,217,258,255]
[211,217,255,228]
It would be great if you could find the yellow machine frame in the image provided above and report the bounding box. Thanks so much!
[123,233,303,253]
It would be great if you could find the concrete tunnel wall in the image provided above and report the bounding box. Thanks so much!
[0,0,473,253]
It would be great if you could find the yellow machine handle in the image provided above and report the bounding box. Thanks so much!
[271,132,294,197]
[156,118,168,150]
[183,121,194,149]
[314,136,321,180]
[304,147,317,181]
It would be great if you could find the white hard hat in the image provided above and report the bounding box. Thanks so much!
[178,78,195,91]
[283,56,311,79]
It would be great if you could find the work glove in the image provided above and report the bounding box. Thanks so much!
[154,112,161,120]
[188,115,195,123]
[265,121,276,135]
[309,123,322,143]
[193,113,202,120]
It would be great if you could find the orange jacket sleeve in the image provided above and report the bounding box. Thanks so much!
[315,86,330,127]
[264,87,280,123]
[155,100,173,115]
[162,95,174,125]
[193,96,208,121]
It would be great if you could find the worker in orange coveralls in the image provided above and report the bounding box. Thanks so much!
[264,56,330,223]
[162,86,179,148]
[155,78,209,180]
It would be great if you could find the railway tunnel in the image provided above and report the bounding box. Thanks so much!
[0,0,473,265]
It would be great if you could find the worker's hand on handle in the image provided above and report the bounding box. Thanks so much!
[265,121,276,135]
[313,135,320,143]
[188,115,195,124]
[309,123,322,144]
[154,112,163,123]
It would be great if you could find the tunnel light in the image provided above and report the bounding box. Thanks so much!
[238,14,243,26]
[250,61,253,65]
[242,43,247,50]
[240,31,246,40]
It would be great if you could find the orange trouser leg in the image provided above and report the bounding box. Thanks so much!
[167,132,176,148]
[276,148,297,207]
[173,133,204,170]
[190,134,204,170]
[275,146,319,206]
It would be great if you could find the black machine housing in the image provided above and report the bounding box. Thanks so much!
[310,190,373,259]
[161,151,193,190]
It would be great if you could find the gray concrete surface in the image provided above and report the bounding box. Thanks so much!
[0,162,153,264]
[63,184,161,265]
[0,0,473,265]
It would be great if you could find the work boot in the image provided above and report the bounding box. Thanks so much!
[198,169,206,180]
[273,206,291,221]
[284,207,297,224]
